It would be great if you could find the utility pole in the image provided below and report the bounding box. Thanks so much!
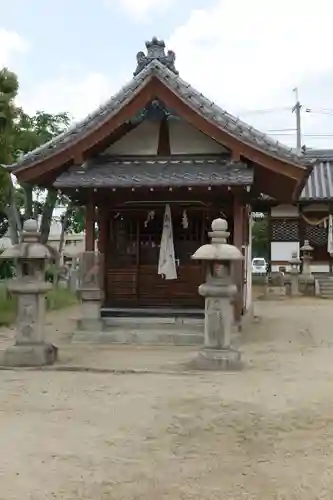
[292,87,302,152]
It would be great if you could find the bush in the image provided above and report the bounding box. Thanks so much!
[0,249,15,280]
[0,284,16,326]
[45,263,57,283]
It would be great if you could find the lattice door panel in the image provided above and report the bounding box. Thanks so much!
[110,215,137,267]
[304,224,327,246]
[271,219,299,242]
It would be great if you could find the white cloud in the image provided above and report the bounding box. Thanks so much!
[104,0,174,22]
[10,0,333,150]
[168,0,333,109]
[167,0,333,148]
[0,28,29,67]
[18,72,117,121]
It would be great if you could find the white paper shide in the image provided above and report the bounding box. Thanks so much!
[158,204,177,280]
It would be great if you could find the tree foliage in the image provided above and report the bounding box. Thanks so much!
[66,205,85,234]
[252,218,269,259]
[0,65,71,242]
[0,68,19,213]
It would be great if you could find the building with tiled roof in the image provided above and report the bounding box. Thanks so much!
[7,37,313,328]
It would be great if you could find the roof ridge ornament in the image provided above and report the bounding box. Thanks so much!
[134,37,178,76]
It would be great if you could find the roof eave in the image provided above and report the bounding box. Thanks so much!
[291,159,317,202]
[7,63,162,175]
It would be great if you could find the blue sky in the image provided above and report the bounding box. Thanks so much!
[3,0,211,88]
[2,0,333,149]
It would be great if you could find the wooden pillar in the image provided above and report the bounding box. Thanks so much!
[85,191,95,252]
[267,208,272,273]
[329,204,333,275]
[233,194,245,321]
[298,205,304,273]
[96,201,109,304]
[97,204,107,254]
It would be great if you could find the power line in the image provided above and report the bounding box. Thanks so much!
[267,133,333,137]
[306,107,333,114]
[266,128,297,135]
[236,106,292,115]
[305,109,333,116]
[236,106,333,117]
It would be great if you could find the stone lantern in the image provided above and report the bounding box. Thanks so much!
[300,239,313,276]
[0,219,58,366]
[289,251,301,296]
[190,217,243,370]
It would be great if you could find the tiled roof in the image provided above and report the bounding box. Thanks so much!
[300,161,333,201]
[53,157,253,189]
[8,40,312,172]
[304,149,333,161]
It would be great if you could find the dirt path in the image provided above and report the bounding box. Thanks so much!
[1,298,333,499]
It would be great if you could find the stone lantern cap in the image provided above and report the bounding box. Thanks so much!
[300,239,313,252]
[0,219,57,261]
[192,218,243,261]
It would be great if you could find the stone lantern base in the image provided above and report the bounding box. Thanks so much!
[1,343,58,367]
[189,347,242,371]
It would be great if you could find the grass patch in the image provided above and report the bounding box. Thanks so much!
[46,287,78,311]
[0,284,77,327]
[0,285,15,327]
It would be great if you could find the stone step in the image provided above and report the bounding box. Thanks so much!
[103,316,204,331]
[73,328,204,345]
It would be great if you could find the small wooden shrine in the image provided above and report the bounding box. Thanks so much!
[8,37,313,320]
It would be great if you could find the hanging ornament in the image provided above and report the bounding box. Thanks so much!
[182,210,189,229]
[144,210,155,227]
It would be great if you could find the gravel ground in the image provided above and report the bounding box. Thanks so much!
[1,298,333,499]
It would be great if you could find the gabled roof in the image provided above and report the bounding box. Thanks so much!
[298,149,333,201]
[8,39,312,175]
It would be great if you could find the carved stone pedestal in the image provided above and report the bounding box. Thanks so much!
[77,289,102,331]
[75,252,103,334]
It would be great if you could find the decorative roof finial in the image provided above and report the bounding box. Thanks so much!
[134,37,178,76]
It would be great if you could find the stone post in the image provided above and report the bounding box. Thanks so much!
[190,218,243,370]
[300,240,313,276]
[299,239,315,294]
[77,251,103,331]
[0,219,58,366]
[289,251,301,296]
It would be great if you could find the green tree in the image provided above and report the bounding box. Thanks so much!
[0,68,22,242]
[252,217,269,259]
[0,66,71,243]
[13,109,71,241]
[66,205,85,234]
